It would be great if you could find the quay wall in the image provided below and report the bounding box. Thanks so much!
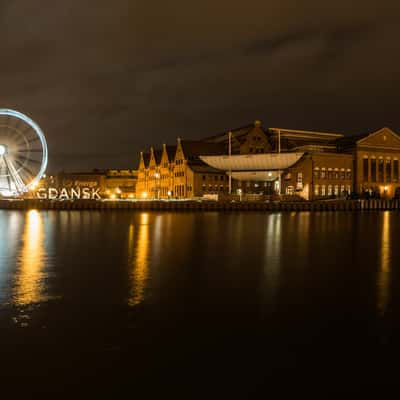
[1,199,400,212]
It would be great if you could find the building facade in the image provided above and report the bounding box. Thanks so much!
[341,127,400,198]
[136,138,231,199]
[39,169,138,199]
[136,122,400,200]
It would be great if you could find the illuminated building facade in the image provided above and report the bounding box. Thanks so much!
[38,169,138,199]
[136,139,229,199]
[137,122,400,200]
[338,127,400,198]
[104,169,138,199]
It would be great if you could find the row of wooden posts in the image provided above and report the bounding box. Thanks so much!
[1,199,400,211]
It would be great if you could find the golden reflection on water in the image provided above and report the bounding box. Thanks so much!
[377,211,391,316]
[14,210,46,306]
[262,213,282,307]
[128,212,150,306]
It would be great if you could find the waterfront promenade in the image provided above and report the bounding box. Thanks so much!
[1,198,400,211]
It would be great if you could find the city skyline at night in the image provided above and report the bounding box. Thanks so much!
[0,1,399,171]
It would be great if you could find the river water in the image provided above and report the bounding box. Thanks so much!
[1,210,400,396]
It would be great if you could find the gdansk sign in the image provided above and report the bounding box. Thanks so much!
[37,187,102,200]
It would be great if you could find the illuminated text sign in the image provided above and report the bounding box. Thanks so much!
[37,187,101,200]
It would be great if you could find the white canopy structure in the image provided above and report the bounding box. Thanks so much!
[231,171,280,181]
[199,152,304,172]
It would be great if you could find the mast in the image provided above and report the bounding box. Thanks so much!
[278,129,281,196]
[228,131,232,195]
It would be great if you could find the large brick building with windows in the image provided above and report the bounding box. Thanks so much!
[136,121,400,200]
[339,127,400,198]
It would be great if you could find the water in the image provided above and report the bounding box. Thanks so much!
[1,209,400,396]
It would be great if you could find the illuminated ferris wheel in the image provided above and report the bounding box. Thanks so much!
[0,109,48,196]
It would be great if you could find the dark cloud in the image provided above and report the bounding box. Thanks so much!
[0,0,399,171]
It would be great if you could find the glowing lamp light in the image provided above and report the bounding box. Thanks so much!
[141,192,148,199]
[268,172,272,177]
[384,186,388,192]
[110,194,117,199]
[115,187,121,194]
[0,145,6,156]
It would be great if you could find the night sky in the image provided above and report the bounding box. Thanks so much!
[1,0,399,171]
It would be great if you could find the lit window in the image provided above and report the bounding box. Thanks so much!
[334,185,339,196]
[321,185,326,196]
[363,158,369,181]
[296,172,303,190]
[386,159,391,182]
[378,159,384,182]
[286,186,294,195]
[314,185,319,196]
[394,159,399,182]
[297,172,303,183]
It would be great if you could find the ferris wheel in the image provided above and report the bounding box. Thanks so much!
[0,109,48,196]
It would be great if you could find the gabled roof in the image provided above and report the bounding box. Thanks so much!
[203,121,269,144]
[204,124,254,143]
[357,127,400,145]
[180,140,225,157]
[336,127,400,150]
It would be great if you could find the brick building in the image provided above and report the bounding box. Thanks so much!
[136,121,400,200]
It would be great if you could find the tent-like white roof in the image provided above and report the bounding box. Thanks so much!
[199,152,304,171]
[231,171,280,181]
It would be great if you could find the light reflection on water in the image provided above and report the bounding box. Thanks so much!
[378,211,391,316]
[14,210,47,306]
[0,210,399,320]
[128,212,150,306]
